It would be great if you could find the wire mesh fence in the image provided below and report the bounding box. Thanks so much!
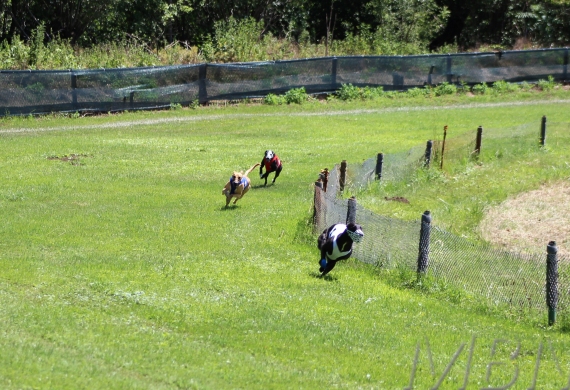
[313,119,570,315]
[1,47,569,116]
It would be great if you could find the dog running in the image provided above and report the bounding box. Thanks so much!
[259,150,283,186]
[317,222,364,276]
[222,163,260,207]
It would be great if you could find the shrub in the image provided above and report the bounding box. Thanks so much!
[471,82,489,95]
[263,93,286,105]
[492,80,519,94]
[537,75,555,91]
[434,82,457,96]
[284,87,309,104]
[337,83,361,101]
[406,87,429,98]
[360,86,384,100]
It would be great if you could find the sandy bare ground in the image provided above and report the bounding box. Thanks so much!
[480,181,570,256]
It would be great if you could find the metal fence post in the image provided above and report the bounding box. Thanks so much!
[346,196,357,225]
[446,54,452,83]
[424,140,433,168]
[375,153,384,180]
[475,126,483,156]
[417,211,432,274]
[198,64,208,105]
[70,70,78,111]
[339,160,347,192]
[546,241,558,326]
[562,48,569,83]
[331,57,338,92]
[428,65,435,86]
[540,116,547,147]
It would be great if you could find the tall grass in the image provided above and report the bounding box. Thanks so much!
[0,20,461,70]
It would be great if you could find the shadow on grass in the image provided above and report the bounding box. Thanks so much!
[220,204,239,211]
[251,183,273,190]
[309,271,338,282]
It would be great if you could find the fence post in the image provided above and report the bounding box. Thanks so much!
[427,65,435,86]
[346,196,357,225]
[198,64,208,105]
[475,126,483,156]
[339,160,347,192]
[440,126,448,170]
[424,140,433,168]
[546,241,558,326]
[540,116,547,147]
[417,211,432,275]
[562,48,569,83]
[375,153,384,181]
[313,180,325,231]
[319,168,329,192]
[70,70,78,111]
[331,57,338,92]
[446,54,452,83]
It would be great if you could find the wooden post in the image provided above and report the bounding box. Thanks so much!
[375,153,384,181]
[319,168,329,192]
[440,125,448,170]
[417,211,432,275]
[475,126,483,156]
[313,180,325,231]
[546,241,558,326]
[540,116,547,147]
[339,160,347,192]
[424,141,433,168]
[346,196,357,225]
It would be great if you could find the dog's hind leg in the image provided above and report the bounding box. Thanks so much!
[272,165,283,184]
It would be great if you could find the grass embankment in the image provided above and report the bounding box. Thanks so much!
[1,94,570,388]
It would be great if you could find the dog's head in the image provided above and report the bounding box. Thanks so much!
[231,171,243,184]
[264,150,275,161]
[346,223,364,243]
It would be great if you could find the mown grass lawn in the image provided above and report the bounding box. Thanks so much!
[1,94,570,389]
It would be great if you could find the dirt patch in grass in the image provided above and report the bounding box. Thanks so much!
[47,153,91,165]
[479,181,570,256]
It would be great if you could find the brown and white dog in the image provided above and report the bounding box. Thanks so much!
[222,163,260,207]
[259,150,283,186]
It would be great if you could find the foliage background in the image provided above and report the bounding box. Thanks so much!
[0,0,569,69]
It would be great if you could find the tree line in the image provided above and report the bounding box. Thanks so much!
[1,0,569,63]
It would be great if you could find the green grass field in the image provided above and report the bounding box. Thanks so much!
[1,94,570,389]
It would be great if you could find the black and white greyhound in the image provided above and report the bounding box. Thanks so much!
[259,150,283,186]
[317,222,364,276]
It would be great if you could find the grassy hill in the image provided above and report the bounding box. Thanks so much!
[1,95,570,388]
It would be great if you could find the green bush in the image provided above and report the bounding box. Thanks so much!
[471,82,489,95]
[284,87,309,104]
[537,75,555,91]
[433,82,457,96]
[337,84,361,101]
[263,93,286,105]
[360,86,384,100]
[406,87,429,98]
[492,80,519,94]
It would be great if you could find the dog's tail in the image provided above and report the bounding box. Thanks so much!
[244,163,261,177]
